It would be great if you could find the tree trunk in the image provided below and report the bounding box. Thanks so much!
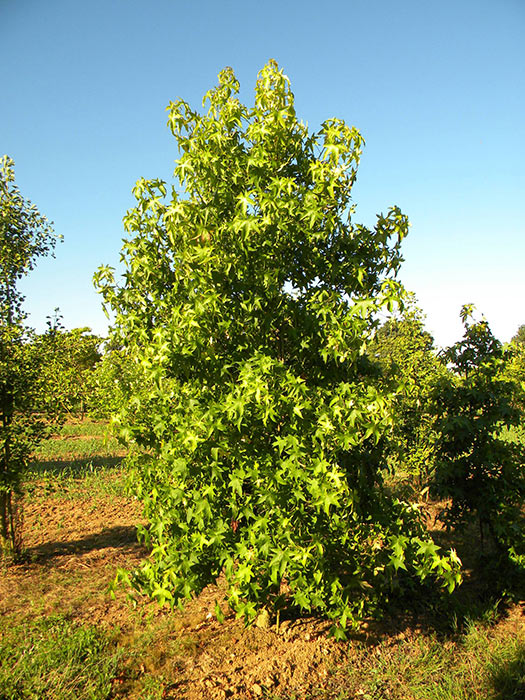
[0,491,9,548]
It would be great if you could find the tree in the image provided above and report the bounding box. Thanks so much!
[96,61,461,633]
[369,298,447,492]
[87,344,141,420]
[511,324,525,347]
[36,310,103,418]
[503,326,525,418]
[432,306,525,564]
[0,155,60,555]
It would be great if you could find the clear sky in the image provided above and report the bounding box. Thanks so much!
[2,0,524,349]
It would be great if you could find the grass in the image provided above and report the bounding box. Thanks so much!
[59,420,111,438]
[24,461,127,502]
[31,417,123,463]
[25,418,127,501]
[0,615,122,700]
[341,619,525,700]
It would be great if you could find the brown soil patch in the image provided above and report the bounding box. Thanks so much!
[135,582,353,700]
[0,494,147,630]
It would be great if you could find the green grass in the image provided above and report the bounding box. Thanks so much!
[31,418,122,463]
[23,462,127,501]
[32,434,122,463]
[33,437,122,461]
[0,611,193,700]
[342,620,525,700]
[58,420,110,438]
[487,636,525,700]
[0,615,122,700]
[24,419,127,501]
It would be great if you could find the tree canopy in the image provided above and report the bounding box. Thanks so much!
[511,324,525,347]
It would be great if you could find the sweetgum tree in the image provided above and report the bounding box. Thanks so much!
[96,61,461,632]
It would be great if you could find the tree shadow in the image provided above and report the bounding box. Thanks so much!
[24,525,146,563]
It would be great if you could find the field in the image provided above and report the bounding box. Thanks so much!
[0,419,523,700]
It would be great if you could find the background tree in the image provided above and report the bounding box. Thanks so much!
[500,325,525,420]
[511,324,525,347]
[431,306,525,565]
[36,310,103,418]
[87,343,142,421]
[0,155,60,555]
[96,61,461,633]
[368,299,447,493]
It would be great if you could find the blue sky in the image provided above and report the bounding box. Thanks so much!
[2,0,524,348]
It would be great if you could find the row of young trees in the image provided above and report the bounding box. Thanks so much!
[0,155,127,553]
[2,61,524,635]
[371,301,525,563]
[0,155,61,553]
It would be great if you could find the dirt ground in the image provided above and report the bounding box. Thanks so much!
[1,485,523,700]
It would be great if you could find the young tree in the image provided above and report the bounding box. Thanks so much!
[87,344,141,420]
[96,61,461,632]
[511,324,525,347]
[35,310,103,418]
[369,299,448,492]
[0,155,60,555]
[432,306,525,564]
